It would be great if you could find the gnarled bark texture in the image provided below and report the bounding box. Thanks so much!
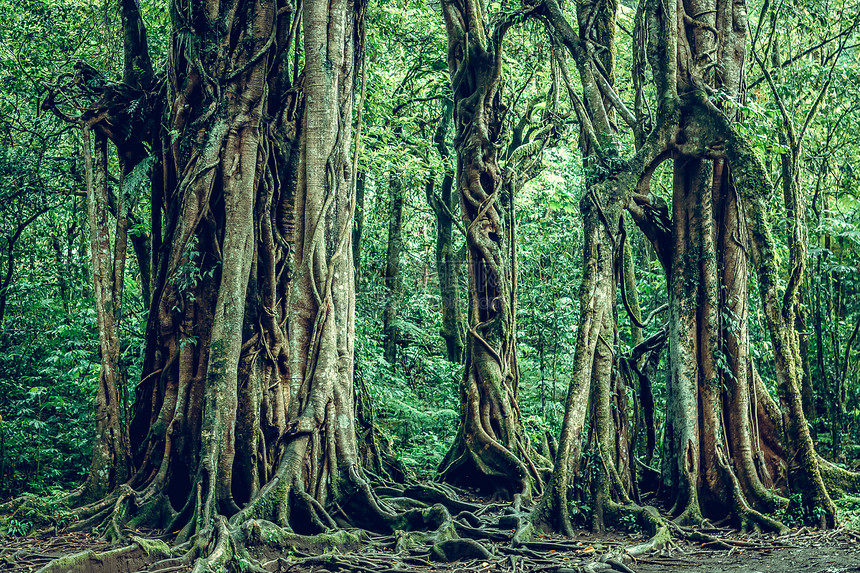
[534,0,845,536]
[79,128,132,503]
[92,0,394,548]
[437,0,544,499]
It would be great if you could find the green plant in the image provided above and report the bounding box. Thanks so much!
[3,518,32,537]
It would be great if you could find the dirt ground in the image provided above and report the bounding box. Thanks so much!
[2,527,860,573]
[633,546,860,573]
[631,531,860,573]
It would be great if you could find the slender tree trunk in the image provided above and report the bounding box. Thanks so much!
[383,171,403,363]
[437,0,543,499]
[41,0,155,505]
[429,101,465,363]
[79,128,131,503]
[353,171,365,292]
[0,241,15,325]
[0,210,48,324]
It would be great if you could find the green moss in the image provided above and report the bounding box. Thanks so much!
[131,535,171,557]
[511,518,533,546]
[394,530,428,552]
[625,524,670,556]
[36,544,151,573]
[35,550,96,573]
[238,519,362,554]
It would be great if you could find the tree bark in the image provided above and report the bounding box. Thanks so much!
[383,170,404,363]
[79,127,131,503]
[533,0,679,534]
[437,0,543,499]
[429,101,465,363]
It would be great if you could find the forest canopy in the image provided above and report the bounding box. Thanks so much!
[1,0,860,571]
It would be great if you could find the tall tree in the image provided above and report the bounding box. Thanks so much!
[44,0,155,503]
[383,169,404,363]
[34,0,416,565]
[427,100,465,363]
[533,0,852,535]
[436,0,545,498]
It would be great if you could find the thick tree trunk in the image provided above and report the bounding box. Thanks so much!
[724,124,838,526]
[116,0,397,549]
[653,0,792,529]
[661,150,782,530]
[532,0,833,536]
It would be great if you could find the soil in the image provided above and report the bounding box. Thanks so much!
[632,529,860,573]
[2,525,859,573]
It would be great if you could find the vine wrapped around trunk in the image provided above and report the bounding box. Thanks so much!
[34,1,435,566]
[436,0,546,500]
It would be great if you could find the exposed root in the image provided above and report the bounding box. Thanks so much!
[429,538,492,561]
[18,484,855,573]
[438,425,535,500]
[35,536,172,573]
[625,524,671,556]
[819,456,860,497]
[398,483,481,514]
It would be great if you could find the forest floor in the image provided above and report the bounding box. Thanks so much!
[2,521,860,573]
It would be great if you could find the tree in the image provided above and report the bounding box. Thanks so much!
[30,0,421,565]
[436,0,546,499]
[41,0,155,504]
[427,100,466,363]
[532,0,855,535]
[383,167,405,363]
[131,0,382,538]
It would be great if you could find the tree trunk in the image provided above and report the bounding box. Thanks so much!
[652,0,794,529]
[533,0,679,534]
[533,0,842,535]
[725,123,838,526]
[0,208,49,324]
[429,101,465,363]
[437,0,543,499]
[79,128,131,503]
[40,0,155,505]
[661,149,782,530]
[383,170,403,363]
[113,0,396,549]
[353,170,365,292]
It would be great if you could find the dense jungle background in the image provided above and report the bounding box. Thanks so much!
[2,0,860,571]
